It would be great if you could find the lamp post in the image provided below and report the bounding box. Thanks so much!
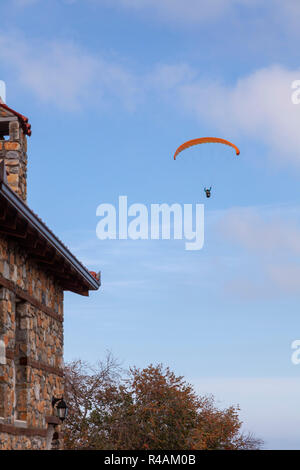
[52,397,68,422]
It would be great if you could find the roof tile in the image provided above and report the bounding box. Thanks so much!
[0,103,32,136]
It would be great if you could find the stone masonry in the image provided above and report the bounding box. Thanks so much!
[0,107,28,203]
[0,111,64,448]
[0,100,100,450]
[0,235,64,449]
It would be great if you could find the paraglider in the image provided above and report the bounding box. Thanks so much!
[204,187,212,198]
[173,137,240,199]
[173,137,240,160]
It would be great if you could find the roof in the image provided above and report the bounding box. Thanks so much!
[0,162,100,296]
[0,102,32,136]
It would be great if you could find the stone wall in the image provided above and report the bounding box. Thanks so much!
[0,234,65,450]
[0,432,45,450]
[0,114,28,202]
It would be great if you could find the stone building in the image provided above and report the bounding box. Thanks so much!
[0,101,100,449]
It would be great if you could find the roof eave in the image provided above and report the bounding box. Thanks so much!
[0,179,100,293]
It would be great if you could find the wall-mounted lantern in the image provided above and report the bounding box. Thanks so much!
[52,397,68,422]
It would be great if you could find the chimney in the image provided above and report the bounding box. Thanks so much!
[0,83,31,203]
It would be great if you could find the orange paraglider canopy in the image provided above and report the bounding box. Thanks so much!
[173,137,240,160]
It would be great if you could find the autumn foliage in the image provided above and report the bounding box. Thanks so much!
[63,356,262,450]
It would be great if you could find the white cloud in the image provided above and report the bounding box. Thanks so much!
[74,0,300,32]
[216,205,300,297]
[15,0,300,33]
[219,206,300,257]
[0,33,139,111]
[114,0,248,22]
[273,0,300,30]
[267,264,300,294]
[2,35,300,169]
[177,65,300,166]
[145,63,300,167]
[147,63,196,91]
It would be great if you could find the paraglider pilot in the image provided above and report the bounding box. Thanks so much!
[204,187,212,198]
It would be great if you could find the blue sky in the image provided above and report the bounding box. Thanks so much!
[2,0,300,449]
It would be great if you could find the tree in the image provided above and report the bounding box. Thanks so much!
[64,359,263,450]
[63,353,122,450]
